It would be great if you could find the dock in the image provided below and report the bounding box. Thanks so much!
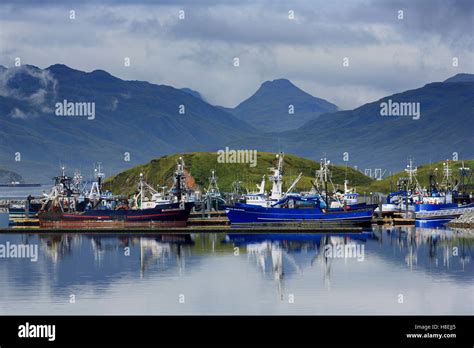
[0,225,366,233]
[188,211,230,226]
[2,207,420,233]
[2,210,373,233]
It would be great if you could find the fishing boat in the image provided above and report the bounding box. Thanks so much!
[225,155,375,227]
[377,159,422,213]
[39,201,194,227]
[226,196,374,227]
[201,170,226,211]
[241,153,287,207]
[39,158,194,227]
[241,175,269,207]
[330,180,360,208]
[327,180,378,210]
[415,161,474,221]
[306,159,378,211]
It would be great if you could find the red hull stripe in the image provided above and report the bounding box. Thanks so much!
[62,211,182,220]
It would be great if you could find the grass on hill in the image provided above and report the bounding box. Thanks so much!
[360,159,474,194]
[103,152,374,195]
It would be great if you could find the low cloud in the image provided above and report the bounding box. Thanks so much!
[9,107,28,119]
[0,66,57,115]
[0,0,472,109]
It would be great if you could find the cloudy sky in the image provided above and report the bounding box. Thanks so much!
[0,0,472,109]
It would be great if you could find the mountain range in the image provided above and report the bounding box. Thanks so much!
[230,73,474,173]
[0,64,256,181]
[0,64,472,182]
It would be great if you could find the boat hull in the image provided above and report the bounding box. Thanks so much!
[39,202,194,228]
[225,204,374,227]
[414,203,474,221]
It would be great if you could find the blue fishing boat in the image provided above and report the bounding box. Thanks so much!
[415,199,474,221]
[225,155,375,227]
[414,161,474,221]
[226,195,374,227]
[376,160,423,214]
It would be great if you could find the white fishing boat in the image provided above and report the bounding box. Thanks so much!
[330,180,359,208]
[241,153,301,207]
[243,175,269,207]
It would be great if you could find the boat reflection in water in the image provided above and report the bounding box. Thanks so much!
[138,234,194,277]
[35,233,195,276]
[0,226,472,315]
[226,227,472,302]
[227,232,374,297]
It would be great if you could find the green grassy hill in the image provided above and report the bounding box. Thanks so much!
[103,152,374,195]
[361,159,474,194]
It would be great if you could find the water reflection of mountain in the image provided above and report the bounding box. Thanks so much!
[0,233,196,296]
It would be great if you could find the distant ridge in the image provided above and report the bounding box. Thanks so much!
[180,87,205,101]
[0,64,257,181]
[444,73,474,83]
[228,73,474,172]
[0,168,23,184]
[0,64,472,179]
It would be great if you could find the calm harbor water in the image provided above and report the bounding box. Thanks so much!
[0,226,472,315]
[0,185,47,199]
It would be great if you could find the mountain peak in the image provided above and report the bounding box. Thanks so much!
[181,87,204,101]
[444,73,474,83]
[47,63,73,71]
[46,65,120,81]
[89,69,121,82]
[15,64,42,72]
[230,78,338,132]
[46,64,84,75]
[90,69,112,76]
[261,78,295,89]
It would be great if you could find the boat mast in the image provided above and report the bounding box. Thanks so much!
[442,159,453,190]
[206,170,220,197]
[172,156,188,203]
[139,173,144,209]
[457,160,472,192]
[405,159,416,186]
[89,163,104,202]
[269,153,284,200]
[404,159,422,193]
[256,175,266,194]
[322,158,330,207]
[283,172,303,198]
